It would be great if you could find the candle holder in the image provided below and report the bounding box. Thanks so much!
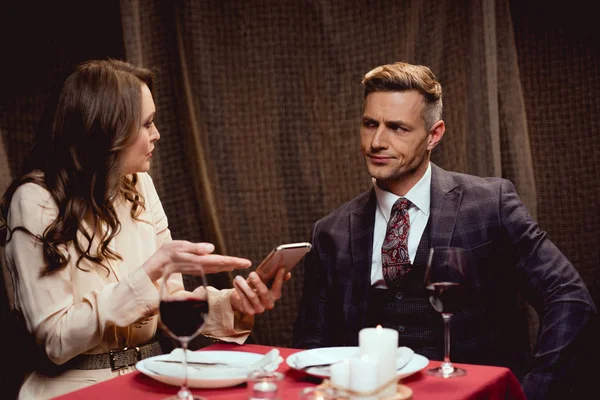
[246,370,284,400]
[299,386,349,399]
[318,378,413,400]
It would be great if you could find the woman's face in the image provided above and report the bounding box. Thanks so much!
[121,84,160,175]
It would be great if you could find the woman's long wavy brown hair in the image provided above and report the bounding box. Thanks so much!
[0,59,155,275]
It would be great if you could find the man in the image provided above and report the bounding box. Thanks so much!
[293,61,597,399]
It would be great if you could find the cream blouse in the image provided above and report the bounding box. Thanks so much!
[4,172,251,399]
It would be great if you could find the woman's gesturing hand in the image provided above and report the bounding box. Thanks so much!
[230,268,291,315]
[143,240,251,281]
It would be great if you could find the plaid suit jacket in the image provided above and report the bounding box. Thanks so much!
[293,163,597,399]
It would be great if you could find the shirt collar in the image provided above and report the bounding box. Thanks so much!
[373,162,432,218]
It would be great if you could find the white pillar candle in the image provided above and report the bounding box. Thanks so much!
[330,358,351,390]
[349,355,378,400]
[359,325,399,397]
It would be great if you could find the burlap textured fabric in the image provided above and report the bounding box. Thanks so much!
[1,1,597,353]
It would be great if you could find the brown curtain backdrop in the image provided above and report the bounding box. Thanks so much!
[118,0,538,347]
[511,1,600,313]
[1,0,597,361]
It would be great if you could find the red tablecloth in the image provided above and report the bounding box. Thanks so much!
[53,343,526,400]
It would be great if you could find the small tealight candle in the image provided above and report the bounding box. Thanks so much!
[330,358,350,389]
[349,355,378,400]
[359,325,399,397]
[247,370,284,400]
[251,381,278,398]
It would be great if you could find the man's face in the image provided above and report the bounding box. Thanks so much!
[360,90,440,194]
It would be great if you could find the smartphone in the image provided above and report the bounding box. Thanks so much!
[255,242,312,286]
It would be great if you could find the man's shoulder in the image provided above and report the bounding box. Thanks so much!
[434,165,513,193]
[452,171,506,186]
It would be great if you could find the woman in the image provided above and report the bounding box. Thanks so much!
[0,59,288,399]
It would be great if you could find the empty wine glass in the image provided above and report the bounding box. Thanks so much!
[425,247,468,378]
[159,264,209,400]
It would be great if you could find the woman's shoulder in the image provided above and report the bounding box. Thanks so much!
[134,172,160,199]
[135,172,153,186]
[11,179,52,206]
[8,179,56,229]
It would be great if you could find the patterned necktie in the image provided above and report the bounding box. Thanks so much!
[382,197,412,290]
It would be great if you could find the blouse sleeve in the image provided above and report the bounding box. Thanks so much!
[139,173,253,343]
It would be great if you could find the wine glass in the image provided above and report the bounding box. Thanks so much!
[425,246,468,378]
[159,264,209,400]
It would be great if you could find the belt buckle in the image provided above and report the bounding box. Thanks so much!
[109,346,141,370]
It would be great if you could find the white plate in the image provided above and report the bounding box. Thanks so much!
[136,350,283,389]
[286,347,429,380]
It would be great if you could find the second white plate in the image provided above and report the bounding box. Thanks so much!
[286,346,429,379]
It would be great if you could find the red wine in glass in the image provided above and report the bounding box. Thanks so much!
[427,282,468,314]
[160,299,209,338]
[424,247,468,378]
[159,265,209,400]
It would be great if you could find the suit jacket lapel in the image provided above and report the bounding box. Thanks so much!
[429,163,463,248]
[346,189,377,335]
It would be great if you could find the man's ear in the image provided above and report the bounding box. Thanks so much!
[427,120,445,151]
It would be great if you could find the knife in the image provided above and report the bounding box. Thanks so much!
[395,347,415,372]
[395,355,412,372]
[154,348,280,370]
[154,359,251,368]
[297,358,412,372]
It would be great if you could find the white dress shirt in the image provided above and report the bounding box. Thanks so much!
[370,162,432,288]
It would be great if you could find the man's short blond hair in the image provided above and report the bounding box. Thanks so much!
[362,62,443,130]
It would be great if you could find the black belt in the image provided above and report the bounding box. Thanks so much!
[66,341,163,370]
